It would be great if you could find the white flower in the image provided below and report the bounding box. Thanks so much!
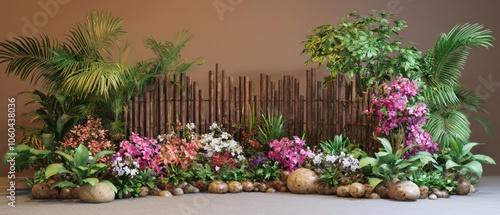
[313,154,322,165]
[116,156,122,162]
[215,166,220,171]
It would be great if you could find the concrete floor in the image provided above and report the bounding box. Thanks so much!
[1,177,499,215]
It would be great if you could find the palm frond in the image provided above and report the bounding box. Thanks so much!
[0,35,58,84]
[454,85,486,113]
[426,110,471,146]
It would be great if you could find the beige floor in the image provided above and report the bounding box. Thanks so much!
[1,176,499,215]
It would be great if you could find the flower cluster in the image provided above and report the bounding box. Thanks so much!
[248,153,269,169]
[111,154,139,178]
[59,117,114,163]
[117,133,163,174]
[365,77,438,155]
[158,122,202,170]
[310,151,360,173]
[268,136,312,172]
[200,122,245,170]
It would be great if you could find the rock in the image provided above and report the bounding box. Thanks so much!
[195,180,210,192]
[182,185,200,194]
[387,181,420,201]
[208,181,228,194]
[59,187,73,199]
[31,183,51,199]
[79,183,115,203]
[49,187,60,199]
[432,189,444,198]
[364,184,373,198]
[176,181,188,189]
[470,185,476,193]
[278,186,289,192]
[273,180,285,189]
[228,181,243,193]
[139,186,149,197]
[456,177,471,195]
[428,194,437,200]
[266,188,276,193]
[324,185,337,195]
[71,186,80,199]
[315,184,326,194]
[280,171,290,184]
[265,181,275,190]
[173,188,184,196]
[286,168,318,194]
[241,180,254,192]
[441,189,449,198]
[348,183,365,198]
[164,183,175,192]
[257,183,268,192]
[158,190,172,197]
[419,185,429,199]
[336,186,350,197]
[374,184,388,198]
[369,193,380,199]
[149,187,162,196]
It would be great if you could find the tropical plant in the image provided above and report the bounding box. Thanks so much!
[320,134,366,158]
[110,155,142,198]
[359,137,437,188]
[436,137,496,178]
[420,23,494,146]
[311,151,364,187]
[3,144,55,172]
[256,109,285,149]
[302,10,421,93]
[0,11,203,138]
[45,144,117,192]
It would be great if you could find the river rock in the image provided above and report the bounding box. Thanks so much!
[419,185,429,199]
[139,186,149,197]
[79,183,115,203]
[173,188,184,196]
[158,190,172,197]
[208,181,228,194]
[228,181,243,193]
[456,177,471,195]
[387,180,420,201]
[241,180,254,192]
[286,168,318,194]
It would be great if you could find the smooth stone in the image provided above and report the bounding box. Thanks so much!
[228,181,243,193]
[158,190,172,197]
[419,185,429,199]
[182,185,200,193]
[470,185,476,193]
[387,181,420,201]
[208,181,228,194]
[149,187,162,196]
[241,180,254,192]
[369,193,381,199]
[456,178,471,195]
[79,183,115,203]
[286,168,318,194]
[266,188,276,193]
[428,194,438,200]
[139,186,149,197]
[173,188,184,196]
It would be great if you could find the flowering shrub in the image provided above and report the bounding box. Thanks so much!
[200,122,245,171]
[111,155,157,198]
[365,77,438,156]
[158,122,202,170]
[117,133,164,174]
[246,153,281,182]
[59,117,114,163]
[268,136,312,172]
[310,151,363,186]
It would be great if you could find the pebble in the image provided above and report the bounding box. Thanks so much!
[369,193,380,199]
[428,194,437,200]
[158,190,173,197]
[266,188,276,193]
[173,188,184,196]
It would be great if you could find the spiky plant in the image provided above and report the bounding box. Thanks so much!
[418,23,494,147]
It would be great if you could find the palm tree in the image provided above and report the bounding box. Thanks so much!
[0,11,203,146]
[418,23,494,147]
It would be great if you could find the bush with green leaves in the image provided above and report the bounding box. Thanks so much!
[408,170,457,193]
[256,109,285,150]
[302,10,421,92]
[245,153,281,182]
[44,144,116,193]
[436,137,496,179]
[359,137,437,188]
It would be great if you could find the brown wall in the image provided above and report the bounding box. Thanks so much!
[1,0,499,175]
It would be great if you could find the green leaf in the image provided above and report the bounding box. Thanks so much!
[56,114,74,135]
[55,151,74,163]
[368,177,384,188]
[74,144,89,167]
[100,180,118,193]
[45,163,73,179]
[473,154,496,165]
[359,157,377,168]
[50,180,77,189]
[82,178,99,186]
[445,160,460,170]
[463,161,483,177]
[461,142,479,157]
[377,137,392,153]
[90,150,115,166]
